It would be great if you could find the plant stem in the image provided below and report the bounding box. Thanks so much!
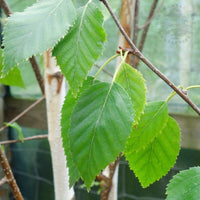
[186,85,200,90]
[0,134,48,145]
[99,0,200,116]
[138,0,159,52]
[29,56,45,94]
[0,146,24,200]
[0,0,45,95]
[112,51,128,83]
[165,85,184,103]
[94,54,119,80]
[94,64,113,77]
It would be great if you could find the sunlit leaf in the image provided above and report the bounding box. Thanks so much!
[53,1,106,95]
[115,63,146,124]
[126,117,180,188]
[125,101,168,152]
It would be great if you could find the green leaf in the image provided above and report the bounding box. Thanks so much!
[0,49,24,87]
[125,101,168,152]
[115,63,146,124]
[4,122,24,142]
[166,167,200,200]
[126,117,180,188]
[2,0,76,75]
[69,81,134,189]
[7,0,35,12]
[53,1,106,95]
[61,76,99,187]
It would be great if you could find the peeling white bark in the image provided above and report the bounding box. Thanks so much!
[44,51,74,200]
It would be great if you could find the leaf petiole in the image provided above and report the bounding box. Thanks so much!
[94,54,119,80]
[165,85,184,103]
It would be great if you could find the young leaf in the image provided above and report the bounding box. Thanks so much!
[4,122,24,142]
[2,0,76,75]
[166,167,200,200]
[126,117,180,188]
[53,1,106,95]
[61,76,100,187]
[125,101,168,152]
[115,63,146,124]
[69,82,134,189]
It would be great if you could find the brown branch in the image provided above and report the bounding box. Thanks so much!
[138,0,159,52]
[0,96,45,133]
[98,154,121,200]
[132,0,140,67]
[0,0,45,95]
[0,0,12,17]
[100,0,200,116]
[29,56,45,94]
[133,0,139,45]
[0,147,24,200]
[138,0,165,30]
[0,176,8,186]
[0,134,48,145]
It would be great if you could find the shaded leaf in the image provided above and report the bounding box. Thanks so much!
[61,76,99,187]
[126,117,180,188]
[166,167,200,200]
[69,82,134,189]
[125,101,168,152]
[5,122,24,142]
[3,0,76,75]
[53,1,106,95]
[115,63,146,124]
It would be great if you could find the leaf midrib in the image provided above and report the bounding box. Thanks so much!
[87,83,113,179]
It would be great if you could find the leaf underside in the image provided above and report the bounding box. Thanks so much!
[53,1,106,95]
[61,76,100,187]
[166,167,200,200]
[126,117,180,188]
[3,0,76,75]
[115,63,146,124]
[69,82,134,189]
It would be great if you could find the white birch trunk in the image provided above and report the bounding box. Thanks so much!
[44,51,74,200]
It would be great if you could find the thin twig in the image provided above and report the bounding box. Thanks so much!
[100,0,200,116]
[94,64,113,77]
[138,0,165,30]
[133,0,139,45]
[132,0,139,67]
[0,134,48,145]
[0,147,24,200]
[0,0,12,16]
[29,56,45,94]
[0,96,45,133]
[138,0,159,52]
[0,176,8,186]
[0,0,45,95]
